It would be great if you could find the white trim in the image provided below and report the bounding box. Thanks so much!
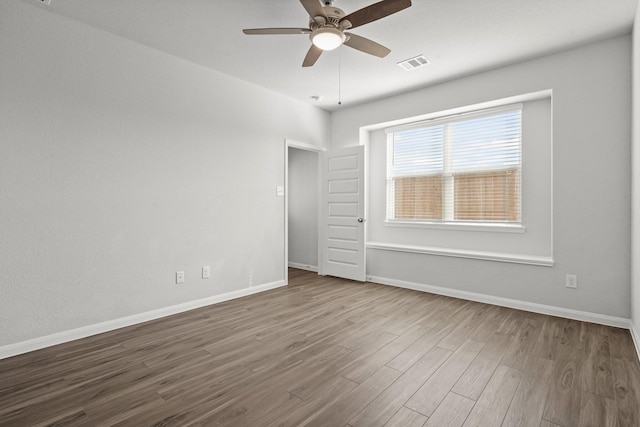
[0,280,285,360]
[367,241,554,267]
[285,143,289,285]
[285,139,327,153]
[288,262,319,272]
[385,103,523,133]
[549,95,555,261]
[384,220,526,234]
[363,90,553,133]
[630,321,640,363]
[367,275,630,329]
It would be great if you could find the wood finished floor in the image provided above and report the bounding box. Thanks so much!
[1,268,639,427]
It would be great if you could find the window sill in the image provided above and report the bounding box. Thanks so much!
[384,220,526,234]
[366,242,554,266]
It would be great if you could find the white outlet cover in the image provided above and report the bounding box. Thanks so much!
[276,186,284,196]
[202,266,211,279]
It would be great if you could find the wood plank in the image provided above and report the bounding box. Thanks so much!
[531,315,565,361]
[437,302,495,351]
[385,406,429,427]
[303,365,402,427]
[502,355,553,427]
[210,391,302,426]
[577,391,618,427]
[405,339,485,417]
[340,324,429,384]
[386,302,475,373]
[608,328,636,360]
[501,313,545,370]
[81,392,166,426]
[424,392,475,427]
[350,346,452,427]
[542,347,584,426]
[612,356,640,427]
[30,408,88,427]
[266,375,358,427]
[579,322,614,400]
[462,364,522,427]
[451,332,511,400]
[468,305,511,342]
[385,322,456,372]
[286,352,357,401]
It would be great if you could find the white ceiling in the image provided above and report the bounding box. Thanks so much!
[24,0,638,111]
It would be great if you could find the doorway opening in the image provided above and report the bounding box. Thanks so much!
[284,141,324,285]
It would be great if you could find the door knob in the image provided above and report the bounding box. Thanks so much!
[358,218,365,223]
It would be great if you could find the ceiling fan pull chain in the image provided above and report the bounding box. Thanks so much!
[338,47,342,106]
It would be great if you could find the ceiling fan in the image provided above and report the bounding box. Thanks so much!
[243,0,412,67]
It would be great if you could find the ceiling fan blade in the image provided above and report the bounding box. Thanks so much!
[302,45,323,67]
[299,0,327,19]
[340,0,411,29]
[243,28,311,35]
[344,33,390,58]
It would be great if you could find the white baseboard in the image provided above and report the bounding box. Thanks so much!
[367,275,630,329]
[288,262,319,272]
[630,321,640,363]
[0,280,286,360]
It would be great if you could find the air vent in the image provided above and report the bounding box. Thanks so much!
[397,55,430,71]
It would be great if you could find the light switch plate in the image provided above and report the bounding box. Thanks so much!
[202,266,211,279]
[276,186,284,196]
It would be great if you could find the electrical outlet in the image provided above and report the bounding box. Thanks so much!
[202,266,211,279]
[565,274,577,289]
[176,271,184,284]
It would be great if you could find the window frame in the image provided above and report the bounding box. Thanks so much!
[385,103,524,231]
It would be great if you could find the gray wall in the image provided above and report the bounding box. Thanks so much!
[331,35,632,318]
[288,147,319,269]
[0,1,329,346]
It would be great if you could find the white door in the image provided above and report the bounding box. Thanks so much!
[321,145,366,281]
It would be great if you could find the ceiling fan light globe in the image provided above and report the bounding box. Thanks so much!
[311,28,345,50]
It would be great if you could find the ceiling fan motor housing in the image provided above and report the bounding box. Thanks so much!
[323,6,345,19]
[309,6,346,29]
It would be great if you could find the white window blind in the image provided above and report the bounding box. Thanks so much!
[386,105,522,223]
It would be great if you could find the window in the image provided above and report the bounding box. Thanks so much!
[386,105,522,224]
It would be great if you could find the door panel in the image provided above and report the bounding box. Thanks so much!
[322,146,365,281]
